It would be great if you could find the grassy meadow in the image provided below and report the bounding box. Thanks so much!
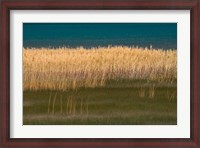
[23,46,177,125]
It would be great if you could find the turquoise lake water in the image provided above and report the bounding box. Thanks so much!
[23,23,177,50]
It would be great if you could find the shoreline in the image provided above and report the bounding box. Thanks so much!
[23,45,177,51]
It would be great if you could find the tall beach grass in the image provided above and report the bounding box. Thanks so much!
[23,46,176,91]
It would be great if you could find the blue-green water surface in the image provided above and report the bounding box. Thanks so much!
[23,23,177,49]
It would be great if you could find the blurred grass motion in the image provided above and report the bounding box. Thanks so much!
[23,46,177,125]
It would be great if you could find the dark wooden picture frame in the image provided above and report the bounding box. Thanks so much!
[1,0,199,147]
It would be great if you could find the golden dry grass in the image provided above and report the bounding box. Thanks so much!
[23,46,176,90]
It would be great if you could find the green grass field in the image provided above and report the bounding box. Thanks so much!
[23,80,177,125]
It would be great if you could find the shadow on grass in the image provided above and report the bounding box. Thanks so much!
[23,80,177,125]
